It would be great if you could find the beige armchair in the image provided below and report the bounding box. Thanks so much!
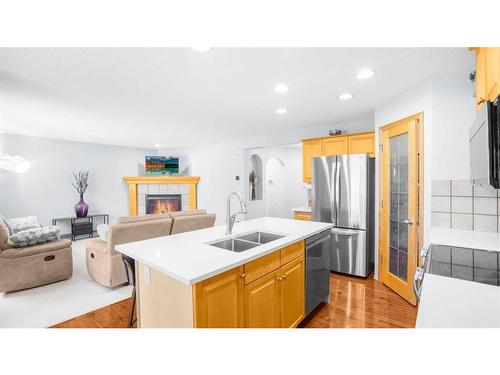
[85,214,173,288]
[85,210,216,288]
[0,220,73,293]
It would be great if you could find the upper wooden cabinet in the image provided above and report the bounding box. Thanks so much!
[473,47,500,110]
[302,139,322,183]
[322,137,349,156]
[485,48,500,102]
[349,132,375,155]
[301,131,375,183]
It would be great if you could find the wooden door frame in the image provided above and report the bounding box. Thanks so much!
[378,112,424,305]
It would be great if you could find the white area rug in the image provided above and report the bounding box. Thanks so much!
[0,239,132,328]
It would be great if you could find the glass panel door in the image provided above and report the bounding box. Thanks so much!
[389,133,408,280]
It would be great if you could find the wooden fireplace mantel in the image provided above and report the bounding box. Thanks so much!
[123,176,200,216]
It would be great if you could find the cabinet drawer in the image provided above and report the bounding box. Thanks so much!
[294,212,311,221]
[280,241,305,266]
[244,251,280,285]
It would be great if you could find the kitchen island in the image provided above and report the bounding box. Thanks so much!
[116,217,333,328]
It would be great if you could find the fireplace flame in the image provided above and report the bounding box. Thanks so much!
[151,199,177,214]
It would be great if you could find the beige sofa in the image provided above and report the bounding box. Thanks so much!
[85,210,216,288]
[0,220,73,293]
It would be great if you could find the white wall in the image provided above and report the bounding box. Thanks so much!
[0,133,155,233]
[266,157,288,218]
[244,145,306,220]
[432,72,476,180]
[373,69,475,279]
[170,119,373,225]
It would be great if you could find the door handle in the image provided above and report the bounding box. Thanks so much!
[403,219,413,225]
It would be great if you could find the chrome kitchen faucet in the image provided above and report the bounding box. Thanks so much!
[226,192,248,235]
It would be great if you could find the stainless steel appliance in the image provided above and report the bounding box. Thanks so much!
[469,97,500,188]
[413,244,500,301]
[312,154,375,277]
[305,230,331,315]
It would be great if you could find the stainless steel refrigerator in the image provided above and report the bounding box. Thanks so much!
[312,154,375,277]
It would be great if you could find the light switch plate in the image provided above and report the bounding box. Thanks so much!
[144,265,151,285]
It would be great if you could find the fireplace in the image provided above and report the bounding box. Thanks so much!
[146,194,182,214]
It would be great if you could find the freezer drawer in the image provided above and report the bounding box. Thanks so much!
[330,228,372,277]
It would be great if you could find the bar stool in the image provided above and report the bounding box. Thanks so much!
[121,255,137,328]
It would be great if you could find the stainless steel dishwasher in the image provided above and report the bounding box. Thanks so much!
[305,230,332,316]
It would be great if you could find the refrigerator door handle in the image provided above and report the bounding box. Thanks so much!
[334,157,340,225]
[331,228,360,236]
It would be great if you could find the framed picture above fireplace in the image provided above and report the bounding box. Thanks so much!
[145,156,179,175]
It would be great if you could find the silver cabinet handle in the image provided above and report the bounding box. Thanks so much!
[413,267,425,301]
[403,219,414,225]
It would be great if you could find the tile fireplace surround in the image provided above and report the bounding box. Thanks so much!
[123,176,200,216]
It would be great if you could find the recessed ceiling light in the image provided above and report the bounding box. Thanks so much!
[276,108,287,114]
[154,143,161,148]
[274,84,289,94]
[356,69,376,79]
[338,93,353,100]
[192,46,211,52]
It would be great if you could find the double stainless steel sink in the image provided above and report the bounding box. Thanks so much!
[207,231,286,252]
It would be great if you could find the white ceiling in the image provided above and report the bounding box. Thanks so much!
[0,48,473,149]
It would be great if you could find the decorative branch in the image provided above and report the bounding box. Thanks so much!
[72,170,89,195]
[249,171,257,187]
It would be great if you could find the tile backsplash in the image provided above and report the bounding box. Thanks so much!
[431,180,500,232]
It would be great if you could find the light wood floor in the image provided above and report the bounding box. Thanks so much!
[52,272,417,328]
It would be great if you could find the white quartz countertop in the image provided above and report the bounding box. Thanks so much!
[293,207,311,213]
[430,227,500,252]
[116,217,332,285]
[416,273,500,328]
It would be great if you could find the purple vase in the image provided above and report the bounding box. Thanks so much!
[75,194,89,217]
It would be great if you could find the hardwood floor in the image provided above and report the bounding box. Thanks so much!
[51,272,417,328]
[300,273,417,328]
[52,298,134,328]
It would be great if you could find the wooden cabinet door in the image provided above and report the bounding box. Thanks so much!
[302,139,322,183]
[193,266,244,328]
[476,47,488,110]
[321,137,349,156]
[485,47,500,102]
[348,132,375,156]
[279,256,305,328]
[244,269,280,328]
